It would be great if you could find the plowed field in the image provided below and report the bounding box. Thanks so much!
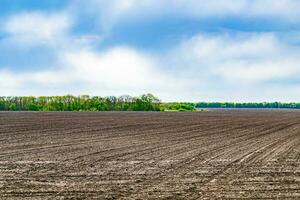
[0,110,299,199]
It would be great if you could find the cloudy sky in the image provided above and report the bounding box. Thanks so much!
[1,0,300,102]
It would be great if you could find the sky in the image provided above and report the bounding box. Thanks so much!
[1,0,300,102]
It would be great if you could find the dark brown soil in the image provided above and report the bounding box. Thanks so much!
[0,110,299,199]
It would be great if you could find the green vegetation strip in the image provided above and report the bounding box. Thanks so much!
[1,94,298,111]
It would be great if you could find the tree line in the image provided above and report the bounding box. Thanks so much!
[0,94,161,111]
[195,102,300,109]
[2,95,300,111]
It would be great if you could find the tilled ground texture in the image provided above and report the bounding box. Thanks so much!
[0,110,300,199]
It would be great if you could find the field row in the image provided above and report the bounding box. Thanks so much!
[0,110,300,199]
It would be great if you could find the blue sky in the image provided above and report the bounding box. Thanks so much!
[1,0,300,101]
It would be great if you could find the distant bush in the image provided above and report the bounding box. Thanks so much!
[160,103,196,112]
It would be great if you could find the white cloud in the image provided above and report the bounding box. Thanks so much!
[2,32,300,102]
[154,32,300,101]
[0,47,186,100]
[170,32,300,83]
[0,9,185,100]
[2,12,71,46]
[60,47,178,92]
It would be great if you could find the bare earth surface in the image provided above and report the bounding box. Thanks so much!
[0,110,300,199]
